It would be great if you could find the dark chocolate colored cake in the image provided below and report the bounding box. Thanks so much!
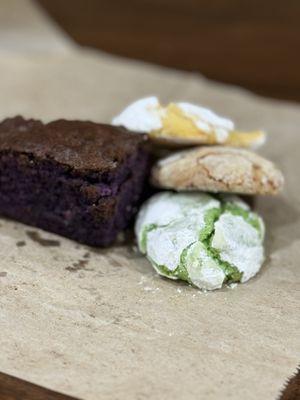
[0,116,150,246]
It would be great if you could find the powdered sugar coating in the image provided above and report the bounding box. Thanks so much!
[135,191,220,252]
[176,102,234,142]
[211,213,265,282]
[184,241,226,290]
[147,219,199,271]
[112,97,163,132]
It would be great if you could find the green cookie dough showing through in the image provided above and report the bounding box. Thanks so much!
[199,207,242,283]
[198,201,264,282]
[140,223,158,254]
[135,192,265,291]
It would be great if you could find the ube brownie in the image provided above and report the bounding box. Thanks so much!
[0,116,150,246]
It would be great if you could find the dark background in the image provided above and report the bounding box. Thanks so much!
[38,0,300,102]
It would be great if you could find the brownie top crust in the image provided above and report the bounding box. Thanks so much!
[0,116,148,172]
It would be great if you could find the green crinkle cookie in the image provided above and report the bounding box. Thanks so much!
[135,192,265,290]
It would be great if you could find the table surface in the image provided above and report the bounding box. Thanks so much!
[37,0,300,103]
[0,372,78,400]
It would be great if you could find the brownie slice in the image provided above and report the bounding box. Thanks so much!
[0,116,150,246]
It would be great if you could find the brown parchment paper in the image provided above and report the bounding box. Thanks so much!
[0,0,73,54]
[0,4,299,399]
[0,49,299,400]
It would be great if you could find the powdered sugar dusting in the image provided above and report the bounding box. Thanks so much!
[112,97,163,132]
[211,213,264,282]
[176,102,234,141]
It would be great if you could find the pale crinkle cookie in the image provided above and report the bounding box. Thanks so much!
[135,192,265,290]
[151,146,284,195]
[112,97,266,148]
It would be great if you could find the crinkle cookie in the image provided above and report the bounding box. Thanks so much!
[135,192,265,290]
[112,97,266,148]
[151,146,284,195]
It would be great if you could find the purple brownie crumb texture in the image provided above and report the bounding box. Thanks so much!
[0,116,150,246]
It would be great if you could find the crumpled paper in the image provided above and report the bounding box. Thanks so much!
[0,2,299,400]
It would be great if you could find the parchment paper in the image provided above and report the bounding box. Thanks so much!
[0,2,299,400]
[0,0,73,54]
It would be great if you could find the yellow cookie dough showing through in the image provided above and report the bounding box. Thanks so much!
[151,103,211,142]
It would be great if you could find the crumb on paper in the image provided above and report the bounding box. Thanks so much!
[228,283,238,289]
[16,240,26,247]
[132,245,139,253]
[143,286,160,293]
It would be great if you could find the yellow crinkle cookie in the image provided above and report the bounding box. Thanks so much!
[112,97,266,148]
